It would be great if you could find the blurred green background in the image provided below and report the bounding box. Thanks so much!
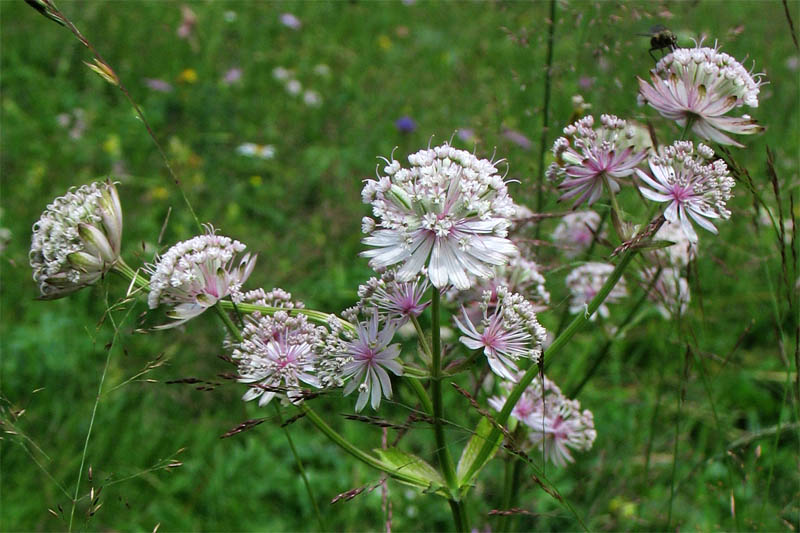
[1,1,798,531]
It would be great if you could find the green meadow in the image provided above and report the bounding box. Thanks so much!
[1,1,798,531]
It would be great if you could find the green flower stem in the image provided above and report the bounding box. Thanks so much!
[497,426,526,532]
[430,289,468,532]
[461,247,638,486]
[410,315,434,362]
[112,258,149,291]
[273,403,325,532]
[212,303,324,531]
[219,301,356,333]
[567,266,661,398]
[299,404,424,487]
[407,375,434,415]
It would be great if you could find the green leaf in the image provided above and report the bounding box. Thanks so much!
[456,417,504,490]
[373,448,446,495]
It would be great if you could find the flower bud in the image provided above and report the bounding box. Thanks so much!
[29,180,124,299]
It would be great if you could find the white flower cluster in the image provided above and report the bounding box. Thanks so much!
[551,210,605,258]
[639,43,764,147]
[489,374,596,467]
[230,289,325,406]
[653,44,762,108]
[652,220,697,268]
[547,114,648,207]
[641,267,691,319]
[455,286,547,381]
[638,141,735,241]
[565,262,627,320]
[361,142,517,290]
[351,268,430,324]
[146,225,256,327]
[30,180,122,299]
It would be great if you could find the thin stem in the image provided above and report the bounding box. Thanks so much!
[299,405,422,487]
[411,315,434,362]
[567,268,660,397]
[430,289,467,532]
[40,0,202,231]
[220,301,356,334]
[407,376,434,416]
[461,248,638,486]
[534,0,557,238]
[215,304,242,343]
[273,403,325,532]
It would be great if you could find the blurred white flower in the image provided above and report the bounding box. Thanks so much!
[237,143,275,159]
[303,89,322,107]
[286,79,302,95]
[552,210,604,258]
[280,13,302,30]
[489,374,596,467]
[565,262,627,320]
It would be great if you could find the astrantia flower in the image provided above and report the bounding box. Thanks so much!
[551,210,605,258]
[547,115,648,207]
[636,141,734,242]
[641,267,690,319]
[652,220,697,268]
[489,374,596,467]
[30,180,123,299]
[146,225,256,328]
[230,289,324,406]
[361,142,517,290]
[565,262,627,320]
[355,269,430,324]
[454,287,546,381]
[341,311,403,412]
[638,43,764,147]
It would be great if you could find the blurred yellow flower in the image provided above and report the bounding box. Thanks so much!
[249,175,263,187]
[178,68,198,84]
[377,35,392,50]
[151,186,169,200]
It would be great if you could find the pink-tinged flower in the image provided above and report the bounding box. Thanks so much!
[230,290,324,406]
[641,267,690,318]
[30,180,123,299]
[551,210,605,258]
[454,287,546,381]
[176,5,197,39]
[547,115,649,207]
[638,43,764,147]
[489,374,596,467]
[341,312,403,411]
[356,269,430,324]
[361,143,517,290]
[146,225,257,328]
[565,262,627,320]
[636,141,734,242]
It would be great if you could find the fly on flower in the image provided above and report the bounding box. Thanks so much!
[637,42,765,147]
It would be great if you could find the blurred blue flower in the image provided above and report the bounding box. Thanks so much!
[144,78,173,93]
[395,116,416,133]
[503,128,531,150]
[280,13,301,30]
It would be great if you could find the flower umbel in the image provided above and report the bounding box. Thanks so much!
[637,43,764,147]
[30,180,123,299]
[641,267,691,319]
[551,210,605,258]
[547,115,648,207]
[146,225,257,328]
[354,269,430,324]
[341,311,404,412]
[636,141,734,242]
[230,289,324,406]
[454,287,547,382]
[565,262,627,320]
[361,142,517,290]
[489,374,596,467]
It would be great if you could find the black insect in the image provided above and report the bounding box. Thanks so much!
[640,25,678,61]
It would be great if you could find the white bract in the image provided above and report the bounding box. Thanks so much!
[361,142,517,290]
